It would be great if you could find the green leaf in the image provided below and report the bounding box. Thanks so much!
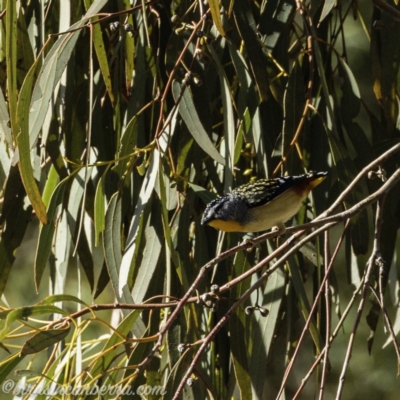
[172,81,225,166]
[232,1,270,102]
[16,53,48,225]
[34,173,75,291]
[0,179,32,296]
[5,0,18,140]
[119,155,159,300]
[21,325,71,355]
[157,169,189,289]
[94,169,107,246]
[234,109,251,164]
[230,312,252,399]
[122,0,135,94]
[65,168,94,289]
[119,108,178,300]
[16,10,35,82]
[84,0,114,104]
[208,42,235,189]
[260,0,295,56]
[209,0,226,37]
[131,196,163,303]
[230,252,253,399]
[103,192,124,300]
[0,305,67,342]
[283,60,306,156]
[42,165,60,208]
[0,85,12,147]
[228,42,258,115]
[250,268,285,397]
[94,261,110,299]
[38,294,89,307]
[319,0,337,24]
[287,259,324,354]
[187,181,217,204]
[338,58,360,120]
[28,0,108,148]
[103,193,146,342]
[113,115,139,178]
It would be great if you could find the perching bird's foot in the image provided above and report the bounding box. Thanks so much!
[242,233,256,252]
[244,238,256,252]
[254,223,286,243]
[272,222,286,236]
[243,224,286,252]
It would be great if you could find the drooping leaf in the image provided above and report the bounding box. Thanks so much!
[121,0,135,94]
[5,0,18,140]
[208,43,235,190]
[21,324,71,355]
[233,0,270,102]
[172,80,225,166]
[28,0,109,149]
[230,252,253,399]
[84,0,114,104]
[94,169,107,246]
[282,60,306,159]
[35,173,75,291]
[287,258,324,354]
[319,0,337,23]
[131,196,162,303]
[103,193,124,300]
[66,168,95,289]
[250,268,286,397]
[0,305,67,342]
[38,294,89,307]
[0,179,32,296]
[209,0,226,37]
[113,115,139,178]
[0,87,12,148]
[16,51,48,225]
[119,108,179,303]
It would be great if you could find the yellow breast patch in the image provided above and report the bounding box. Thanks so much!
[208,219,247,232]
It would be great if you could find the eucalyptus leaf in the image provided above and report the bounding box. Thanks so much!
[172,80,225,166]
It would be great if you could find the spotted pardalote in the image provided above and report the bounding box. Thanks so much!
[201,171,327,232]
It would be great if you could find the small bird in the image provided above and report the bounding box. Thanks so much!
[201,171,327,233]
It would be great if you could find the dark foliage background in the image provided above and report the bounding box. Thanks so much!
[0,0,399,399]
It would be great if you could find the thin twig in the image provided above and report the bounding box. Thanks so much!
[154,13,209,140]
[48,1,159,37]
[335,194,386,399]
[293,275,365,399]
[281,220,349,400]
[369,285,400,368]
[317,143,400,220]
[319,230,332,400]
[273,31,315,175]
[372,0,400,22]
